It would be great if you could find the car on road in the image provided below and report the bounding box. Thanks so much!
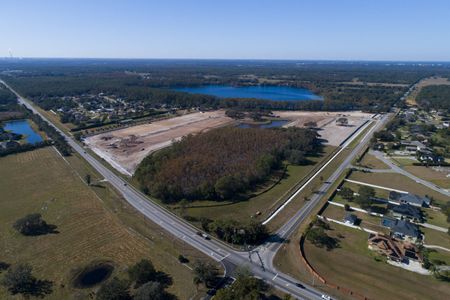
[321,294,332,300]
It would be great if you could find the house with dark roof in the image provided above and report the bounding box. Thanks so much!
[390,204,423,223]
[381,217,420,243]
[389,191,431,207]
[343,213,358,225]
[368,234,422,264]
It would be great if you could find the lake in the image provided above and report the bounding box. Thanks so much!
[174,85,322,101]
[238,120,289,129]
[3,120,43,144]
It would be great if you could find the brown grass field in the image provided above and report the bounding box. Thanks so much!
[0,147,216,300]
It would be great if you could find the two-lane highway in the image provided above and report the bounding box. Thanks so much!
[1,79,327,299]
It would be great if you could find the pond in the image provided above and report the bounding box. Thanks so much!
[238,120,289,129]
[3,119,43,144]
[173,85,322,101]
[73,263,114,288]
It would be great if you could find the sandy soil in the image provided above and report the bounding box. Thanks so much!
[274,111,374,146]
[85,110,234,175]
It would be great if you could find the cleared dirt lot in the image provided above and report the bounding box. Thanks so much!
[85,110,234,175]
[274,111,373,146]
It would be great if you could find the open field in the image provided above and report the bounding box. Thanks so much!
[85,110,234,175]
[275,111,373,146]
[0,147,214,300]
[406,76,450,105]
[404,165,450,189]
[359,153,389,169]
[322,203,389,234]
[276,221,450,300]
[422,227,450,249]
[348,171,450,205]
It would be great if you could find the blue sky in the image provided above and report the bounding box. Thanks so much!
[1,0,449,61]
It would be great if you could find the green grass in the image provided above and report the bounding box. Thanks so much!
[424,209,450,228]
[0,148,214,300]
[302,223,450,300]
[429,249,450,265]
[349,171,449,206]
[358,153,389,169]
[422,227,450,249]
[404,166,450,189]
[391,157,417,166]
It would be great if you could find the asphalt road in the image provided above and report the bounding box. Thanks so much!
[2,79,389,300]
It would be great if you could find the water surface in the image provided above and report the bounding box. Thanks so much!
[238,120,289,129]
[174,85,322,101]
[3,119,43,144]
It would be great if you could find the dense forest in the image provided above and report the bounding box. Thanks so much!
[134,126,321,202]
[417,85,450,110]
[0,83,21,114]
[2,59,450,114]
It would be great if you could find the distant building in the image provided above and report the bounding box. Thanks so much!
[381,217,420,243]
[389,203,423,223]
[389,191,431,207]
[343,213,358,225]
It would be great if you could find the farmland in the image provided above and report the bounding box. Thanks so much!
[0,147,214,299]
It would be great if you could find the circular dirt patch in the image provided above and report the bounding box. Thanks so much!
[72,262,114,288]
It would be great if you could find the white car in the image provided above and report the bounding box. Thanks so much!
[321,295,331,300]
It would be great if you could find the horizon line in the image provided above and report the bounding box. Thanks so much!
[1,56,450,64]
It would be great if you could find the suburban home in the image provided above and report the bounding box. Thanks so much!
[381,217,421,243]
[368,233,422,263]
[389,203,423,223]
[417,151,444,164]
[343,213,358,225]
[389,191,431,207]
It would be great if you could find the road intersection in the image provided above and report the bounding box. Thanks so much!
[1,79,390,299]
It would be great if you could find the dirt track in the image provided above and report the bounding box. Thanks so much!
[274,111,374,146]
[85,111,234,175]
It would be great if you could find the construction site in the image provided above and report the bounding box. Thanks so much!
[274,111,374,146]
[84,110,234,175]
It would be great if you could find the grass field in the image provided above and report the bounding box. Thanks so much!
[0,147,215,300]
[424,209,449,228]
[322,203,389,234]
[162,146,337,231]
[358,153,389,169]
[349,171,449,206]
[404,166,450,189]
[304,223,450,300]
[422,227,450,249]
[391,157,417,166]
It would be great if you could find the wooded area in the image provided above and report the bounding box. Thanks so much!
[134,126,321,202]
[417,85,450,110]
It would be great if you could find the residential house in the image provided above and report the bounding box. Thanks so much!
[389,191,431,207]
[381,217,421,243]
[389,203,423,223]
[343,213,358,225]
[368,234,422,263]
